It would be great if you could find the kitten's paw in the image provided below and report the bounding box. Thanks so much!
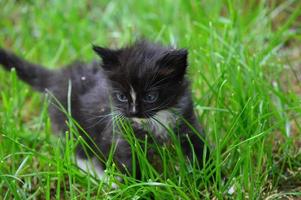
[76,156,120,189]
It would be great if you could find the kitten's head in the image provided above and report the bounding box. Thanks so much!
[93,41,188,119]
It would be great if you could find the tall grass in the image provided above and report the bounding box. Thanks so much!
[0,0,300,199]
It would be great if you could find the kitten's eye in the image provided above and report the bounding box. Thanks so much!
[116,93,128,102]
[143,91,159,103]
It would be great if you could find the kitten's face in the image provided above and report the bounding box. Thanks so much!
[93,41,188,119]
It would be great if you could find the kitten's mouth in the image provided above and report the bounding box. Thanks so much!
[125,112,155,119]
[131,117,148,124]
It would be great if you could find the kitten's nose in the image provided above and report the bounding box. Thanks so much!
[129,104,138,115]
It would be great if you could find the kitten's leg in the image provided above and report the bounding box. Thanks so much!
[179,122,209,167]
[114,138,141,179]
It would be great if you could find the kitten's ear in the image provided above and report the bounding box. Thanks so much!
[156,49,188,77]
[92,45,120,68]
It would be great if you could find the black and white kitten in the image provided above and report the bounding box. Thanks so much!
[0,41,206,180]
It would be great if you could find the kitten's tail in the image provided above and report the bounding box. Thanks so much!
[0,48,54,91]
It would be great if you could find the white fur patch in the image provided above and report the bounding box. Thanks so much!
[76,156,104,179]
[154,110,177,125]
[132,117,147,124]
[131,110,177,139]
[130,86,136,112]
[76,156,119,188]
[151,110,177,138]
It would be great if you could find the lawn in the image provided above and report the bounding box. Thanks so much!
[0,0,301,199]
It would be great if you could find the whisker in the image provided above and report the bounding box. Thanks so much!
[85,113,116,121]
[85,110,121,129]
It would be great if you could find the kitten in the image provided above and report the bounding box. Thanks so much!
[0,41,206,180]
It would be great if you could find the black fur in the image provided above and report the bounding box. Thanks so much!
[0,41,206,177]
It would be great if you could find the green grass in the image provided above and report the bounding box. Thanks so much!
[1,0,301,199]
